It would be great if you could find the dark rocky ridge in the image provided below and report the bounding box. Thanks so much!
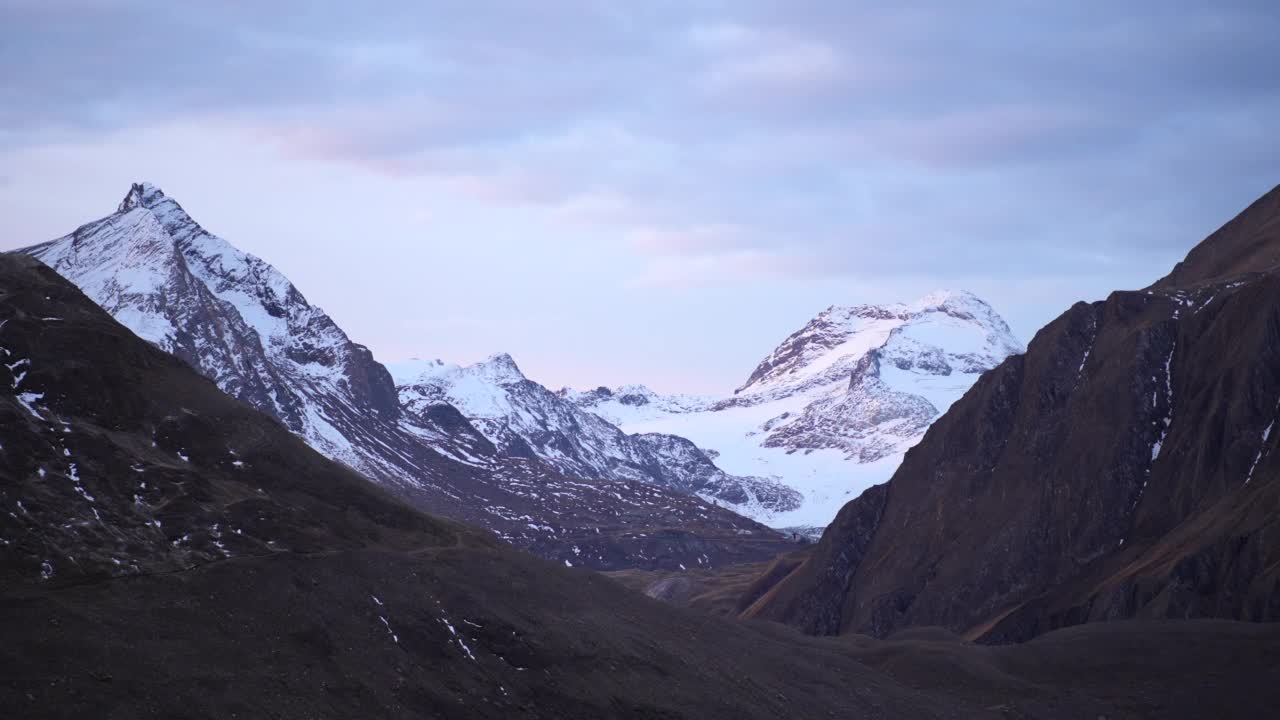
[1155,184,1280,289]
[5,252,1280,719]
[744,184,1280,642]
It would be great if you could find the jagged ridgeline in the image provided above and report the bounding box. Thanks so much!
[16,183,791,571]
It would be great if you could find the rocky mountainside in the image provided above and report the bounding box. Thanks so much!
[22,182,464,476]
[742,185,1280,643]
[5,251,1280,720]
[15,183,790,570]
[391,356,801,515]
[565,291,1023,528]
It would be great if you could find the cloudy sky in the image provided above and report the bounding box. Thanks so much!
[2,1,1278,392]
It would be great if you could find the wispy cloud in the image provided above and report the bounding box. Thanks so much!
[1,0,1278,389]
[691,25,851,98]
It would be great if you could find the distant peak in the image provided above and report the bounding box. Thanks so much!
[118,182,166,213]
[476,352,526,382]
[736,288,1021,395]
[485,351,513,364]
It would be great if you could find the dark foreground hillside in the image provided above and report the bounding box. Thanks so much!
[7,551,1280,719]
[3,252,1280,718]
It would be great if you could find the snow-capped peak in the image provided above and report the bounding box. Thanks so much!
[117,181,166,213]
[23,183,404,469]
[726,287,1023,465]
[563,290,1023,527]
[905,289,1017,338]
[736,289,1021,398]
[389,352,527,389]
[476,352,526,383]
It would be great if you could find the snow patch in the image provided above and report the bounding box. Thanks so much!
[15,392,44,418]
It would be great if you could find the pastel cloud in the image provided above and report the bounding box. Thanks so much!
[1,0,1278,390]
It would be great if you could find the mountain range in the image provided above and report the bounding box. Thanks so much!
[389,354,801,515]
[4,250,1278,719]
[565,290,1023,527]
[18,183,791,571]
[21,182,1024,548]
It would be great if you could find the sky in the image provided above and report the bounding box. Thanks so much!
[2,1,1278,393]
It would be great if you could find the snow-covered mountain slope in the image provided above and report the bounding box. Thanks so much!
[389,355,801,515]
[566,292,1023,528]
[736,291,1023,459]
[23,183,437,475]
[16,183,793,570]
[564,384,717,424]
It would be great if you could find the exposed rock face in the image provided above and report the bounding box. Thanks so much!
[759,349,940,462]
[743,185,1280,642]
[15,184,792,570]
[564,291,1022,527]
[391,356,802,514]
